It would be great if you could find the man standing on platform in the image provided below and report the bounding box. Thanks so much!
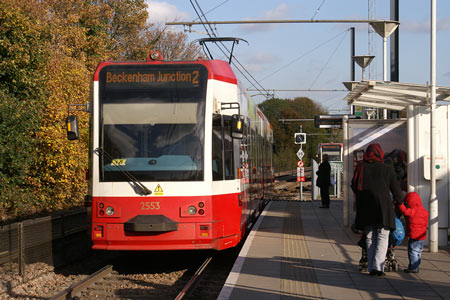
[316,154,331,208]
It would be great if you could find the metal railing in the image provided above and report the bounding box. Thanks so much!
[0,208,90,293]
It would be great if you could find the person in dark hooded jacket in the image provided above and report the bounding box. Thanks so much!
[351,143,403,276]
[316,154,331,208]
[398,192,429,273]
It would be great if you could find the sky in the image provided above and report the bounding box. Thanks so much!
[144,0,450,113]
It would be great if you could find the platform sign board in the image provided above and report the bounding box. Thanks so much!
[354,105,363,117]
[314,114,359,129]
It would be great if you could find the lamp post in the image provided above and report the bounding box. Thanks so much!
[353,55,375,81]
[352,55,375,119]
[429,0,438,253]
[369,21,399,119]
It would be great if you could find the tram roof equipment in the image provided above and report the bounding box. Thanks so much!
[343,80,450,111]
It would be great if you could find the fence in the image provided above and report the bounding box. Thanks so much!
[0,208,90,293]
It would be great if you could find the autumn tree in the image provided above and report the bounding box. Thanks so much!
[259,97,331,171]
[0,0,202,221]
[0,1,52,219]
[142,27,202,60]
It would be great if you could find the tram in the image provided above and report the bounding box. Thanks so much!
[67,51,274,251]
[318,143,343,162]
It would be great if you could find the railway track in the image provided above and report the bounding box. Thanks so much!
[50,265,114,300]
[274,167,313,201]
[47,252,232,300]
[3,175,302,300]
[175,256,212,300]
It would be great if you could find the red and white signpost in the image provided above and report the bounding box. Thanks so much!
[296,160,305,183]
[294,128,306,201]
[296,160,306,201]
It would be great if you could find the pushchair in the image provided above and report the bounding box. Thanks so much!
[353,225,400,272]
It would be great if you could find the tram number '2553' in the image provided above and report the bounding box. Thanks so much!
[140,202,160,210]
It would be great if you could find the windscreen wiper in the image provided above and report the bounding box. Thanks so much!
[94,148,152,195]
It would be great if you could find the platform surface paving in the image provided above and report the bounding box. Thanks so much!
[218,200,450,300]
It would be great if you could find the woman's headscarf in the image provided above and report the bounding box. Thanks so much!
[363,143,384,162]
[352,143,384,191]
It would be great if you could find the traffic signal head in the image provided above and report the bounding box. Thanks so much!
[294,133,306,144]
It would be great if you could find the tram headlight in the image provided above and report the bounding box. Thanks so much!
[187,206,197,215]
[105,206,115,216]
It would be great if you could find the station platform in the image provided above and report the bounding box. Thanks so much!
[218,199,450,300]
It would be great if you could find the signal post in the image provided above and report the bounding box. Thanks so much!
[294,129,306,201]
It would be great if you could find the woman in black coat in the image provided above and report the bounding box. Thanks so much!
[351,143,403,276]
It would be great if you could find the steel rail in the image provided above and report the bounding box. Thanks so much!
[50,265,113,300]
[175,256,213,300]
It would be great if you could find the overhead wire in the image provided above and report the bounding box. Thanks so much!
[190,0,271,98]
[188,1,351,108]
[189,0,213,36]
[196,1,270,97]
[258,29,349,83]
[309,29,349,88]
[321,93,348,111]
[311,0,327,20]
[192,0,229,22]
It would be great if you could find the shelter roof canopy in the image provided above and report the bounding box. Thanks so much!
[344,81,450,110]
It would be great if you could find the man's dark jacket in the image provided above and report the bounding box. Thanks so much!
[316,161,331,188]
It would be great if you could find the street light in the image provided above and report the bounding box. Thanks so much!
[353,55,375,81]
[369,21,399,82]
[369,21,399,119]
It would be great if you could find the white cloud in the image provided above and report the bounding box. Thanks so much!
[243,52,278,72]
[402,20,429,33]
[265,3,290,19]
[239,4,290,33]
[146,1,189,24]
[402,16,450,33]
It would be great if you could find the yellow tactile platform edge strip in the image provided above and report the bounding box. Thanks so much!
[281,201,322,299]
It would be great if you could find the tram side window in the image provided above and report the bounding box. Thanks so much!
[212,115,235,181]
[212,115,223,180]
[223,117,234,180]
[250,129,256,183]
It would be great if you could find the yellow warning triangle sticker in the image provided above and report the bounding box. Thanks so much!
[154,184,163,195]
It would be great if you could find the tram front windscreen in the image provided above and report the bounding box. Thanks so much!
[98,64,208,182]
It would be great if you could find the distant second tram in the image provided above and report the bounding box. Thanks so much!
[318,143,343,162]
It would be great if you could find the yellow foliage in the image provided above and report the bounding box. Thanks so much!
[1,0,202,221]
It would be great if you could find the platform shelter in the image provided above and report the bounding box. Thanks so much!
[343,81,450,246]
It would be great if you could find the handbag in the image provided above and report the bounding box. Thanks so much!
[391,216,405,246]
[330,176,336,185]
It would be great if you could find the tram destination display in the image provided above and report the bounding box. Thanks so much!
[100,64,206,89]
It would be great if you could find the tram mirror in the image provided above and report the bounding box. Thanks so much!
[231,114,245,139]
[66,115,79,140]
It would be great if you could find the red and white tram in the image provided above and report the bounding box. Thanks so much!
[67,51,274,251]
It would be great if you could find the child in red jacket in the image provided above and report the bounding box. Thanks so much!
[397,192,429,273]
